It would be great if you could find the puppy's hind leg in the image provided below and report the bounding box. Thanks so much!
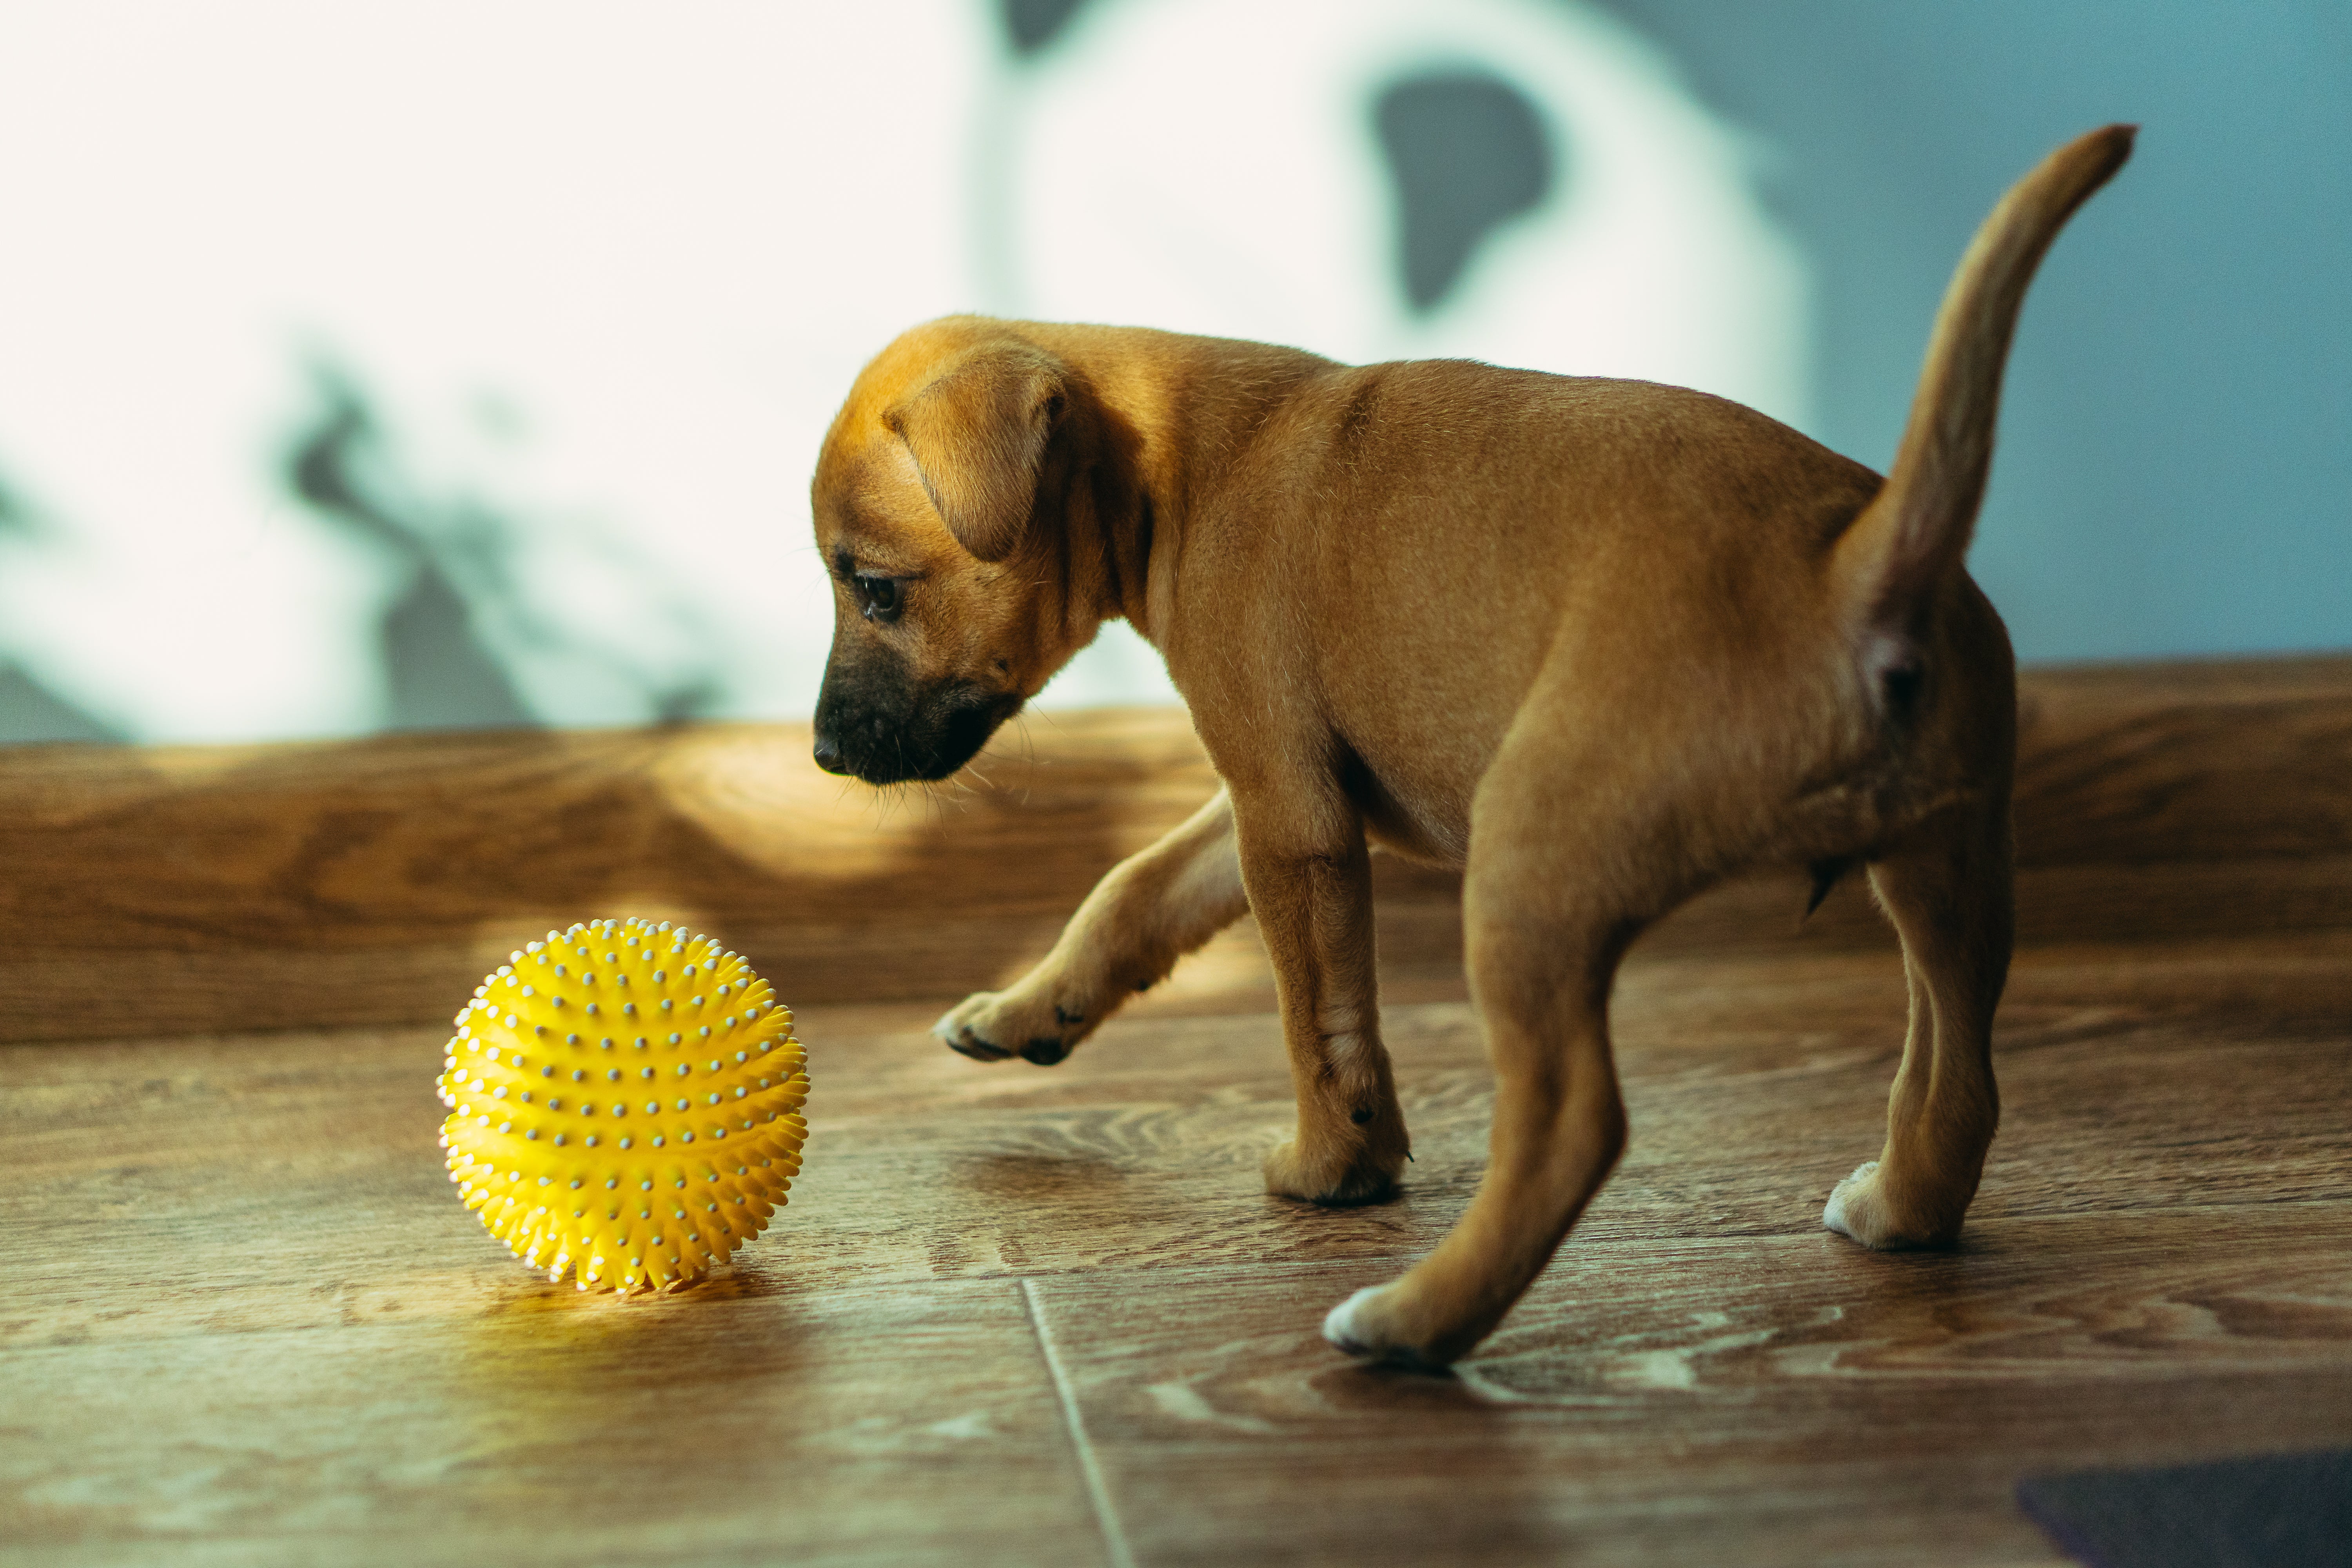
[935,788,1249,1065]
[1325,728,1663,1367]
[1824,796,2014,1248]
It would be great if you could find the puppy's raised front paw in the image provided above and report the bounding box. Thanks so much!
[932,987,1092,1067]
[931,992,1014,1062]
[1263,1132,1404,1207]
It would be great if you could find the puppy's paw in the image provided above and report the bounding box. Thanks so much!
[931,991,1014,1062]
[1321,1283,1453,1371]
[1823,1160,1959,1250]
[1263,1131,1405,1207]
[1820,1160,1875,1236]
[932,987,1093,1067]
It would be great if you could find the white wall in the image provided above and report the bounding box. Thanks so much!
[0,0,1806,742]
[11,1,2336,745]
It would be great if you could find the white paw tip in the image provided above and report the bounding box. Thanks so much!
[1822,1160,1878,1238]
[1322,1286,1384,1354]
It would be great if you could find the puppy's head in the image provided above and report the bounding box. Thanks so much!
[809,319,1100,784]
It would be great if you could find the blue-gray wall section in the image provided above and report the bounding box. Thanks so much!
[1597,0,2349,660]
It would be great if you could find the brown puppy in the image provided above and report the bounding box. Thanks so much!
[809,126,2134,1367]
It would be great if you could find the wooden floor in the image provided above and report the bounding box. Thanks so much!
[5,659,2350,1566]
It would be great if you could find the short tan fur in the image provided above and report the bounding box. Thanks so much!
[810,126,2134,1366]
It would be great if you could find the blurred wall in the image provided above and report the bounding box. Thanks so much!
[1593,0,2351,662]
[0,0,2341,748]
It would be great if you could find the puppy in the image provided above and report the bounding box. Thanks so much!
[809,127,2134,1366]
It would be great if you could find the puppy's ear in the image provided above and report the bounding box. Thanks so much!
[884,340,1067,563]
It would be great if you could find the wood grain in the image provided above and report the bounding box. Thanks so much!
[3,1279,1104,1568]
[0,657,2345,1044]
[3,656,2349,1565]
[1031,1214,2352,1568]
[6,934,2346,1350]
[7,922,2348,1564]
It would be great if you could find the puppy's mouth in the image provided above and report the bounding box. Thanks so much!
[813,679,1025,785]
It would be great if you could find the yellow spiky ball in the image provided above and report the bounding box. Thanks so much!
[436,917,809,1294]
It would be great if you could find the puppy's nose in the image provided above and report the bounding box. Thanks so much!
[812,732,846,774]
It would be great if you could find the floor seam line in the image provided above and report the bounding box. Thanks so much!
[1021,1276,1136,1568]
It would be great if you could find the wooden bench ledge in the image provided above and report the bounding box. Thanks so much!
[1,656,2345,1045]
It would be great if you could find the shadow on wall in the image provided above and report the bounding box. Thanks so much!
[0,471,125,745]
[283,363,724,735]
[0,364,733,750]
[997,0,1568,320]
[286,369,534,733]
[1375,70,1558,314]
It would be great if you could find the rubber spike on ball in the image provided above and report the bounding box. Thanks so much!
[437,917,809,1293]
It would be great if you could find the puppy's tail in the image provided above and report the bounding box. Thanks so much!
[1833,124,2134,658]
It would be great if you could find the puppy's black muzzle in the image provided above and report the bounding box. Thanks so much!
[813,659,1022,784]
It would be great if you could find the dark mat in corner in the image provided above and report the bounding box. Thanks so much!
[2018,1449,2352,1568]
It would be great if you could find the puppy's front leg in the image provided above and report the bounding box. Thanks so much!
[1234,794,1410,1205]
[935,789,1249,1065]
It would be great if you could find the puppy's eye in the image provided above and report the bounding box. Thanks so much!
[856,575,903,624]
